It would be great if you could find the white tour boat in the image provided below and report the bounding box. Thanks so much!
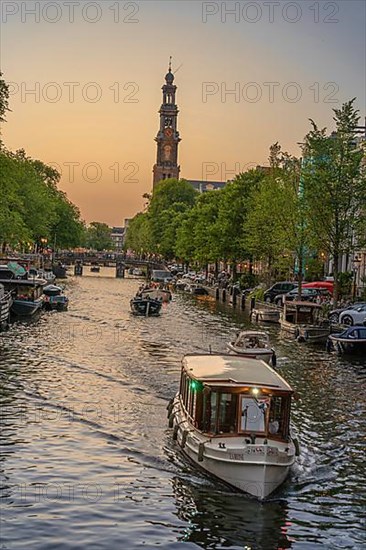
[227,330,276,367]
[168,354,298,500]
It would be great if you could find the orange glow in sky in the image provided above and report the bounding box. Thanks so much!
[2,0,365,225]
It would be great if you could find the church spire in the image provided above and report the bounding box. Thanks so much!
[152,64,181,187]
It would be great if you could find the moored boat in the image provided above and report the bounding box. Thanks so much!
[186,284,208,296]
[29,267,56,283]
[130,296,162,316]
[250,307,280,323]
[280,301,330,343]
[168,354,298,500]
[227,330,276,367]
[43,284,69,311]
[327,326,366,354]
[9,283,45,316]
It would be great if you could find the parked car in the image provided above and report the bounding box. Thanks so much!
[264,282,297,303]
[273,287,330,306]
[328,302,366,324]
[339,304,366,326]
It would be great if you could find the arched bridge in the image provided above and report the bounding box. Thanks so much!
[54,252,165,271]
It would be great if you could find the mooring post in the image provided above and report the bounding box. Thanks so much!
[74,262,83,276]
[116,262,125,278]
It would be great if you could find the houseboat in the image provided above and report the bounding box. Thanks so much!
[168,354,298,499]
[280,301,330,343]
[0,278,45,317]
[227,331,276,367]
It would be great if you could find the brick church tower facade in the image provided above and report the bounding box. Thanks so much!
[152,61,181,187]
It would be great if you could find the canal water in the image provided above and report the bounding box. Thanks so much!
[1,269,365,549]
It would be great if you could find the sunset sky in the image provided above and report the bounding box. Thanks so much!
[2,0,365,226]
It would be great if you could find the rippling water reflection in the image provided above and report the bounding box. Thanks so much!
[1,269,365,549]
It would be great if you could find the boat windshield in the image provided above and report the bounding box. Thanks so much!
[179,381,290,440]
[240,397,267,432]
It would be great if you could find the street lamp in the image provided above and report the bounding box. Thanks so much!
[353,255,361,301]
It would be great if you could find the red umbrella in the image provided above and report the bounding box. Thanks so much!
[302,281,334,293]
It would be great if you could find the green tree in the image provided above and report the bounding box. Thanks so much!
[86,222,112,251]
[148,178,198,256]
[124,212,152,254]
[302,99,366,304]
[0,72,10,124]
[216,169,265,278]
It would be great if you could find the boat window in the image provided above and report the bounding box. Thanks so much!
[240,397,267,433]
[268,396,291,439]
[358,329,366,339]
[217,393,238,434]
[201,391,218,433]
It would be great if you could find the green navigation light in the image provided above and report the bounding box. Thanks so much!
[190,380,203,392]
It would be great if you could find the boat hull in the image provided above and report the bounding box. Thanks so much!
[328,336,366,354]
[130,298,162,316]
[44,296,68,311]
[297,326,330,344]
[11,298,43,317]
[171,398,295,500]
[251,308,280,323]
[280,319,329,342]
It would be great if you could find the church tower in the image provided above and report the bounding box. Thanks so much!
[153,59,181,187]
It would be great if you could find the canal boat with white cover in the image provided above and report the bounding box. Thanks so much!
[168,354,298,499]
[227,330,276,366]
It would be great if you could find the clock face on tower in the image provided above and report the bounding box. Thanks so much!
[164,128,173,138]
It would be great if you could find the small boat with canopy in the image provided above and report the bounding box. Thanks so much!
[227,330,276,367]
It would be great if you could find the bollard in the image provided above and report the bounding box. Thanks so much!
[222,289,226,302]
[74,263,83,276]
[250,297,255,311]
[241,294,246,310]
[215,287,220,300]
[116,262,125,278]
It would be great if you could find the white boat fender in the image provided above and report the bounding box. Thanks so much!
[167,399,175,417]
[198,442,205,461]
[172,424,179,441]
[166,397,174,411]
[181,430,189,448]
[293,437,301,457]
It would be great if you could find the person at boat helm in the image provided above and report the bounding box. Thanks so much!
[248,337,260,348]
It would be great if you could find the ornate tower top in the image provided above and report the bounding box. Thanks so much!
[165,56,174,84]
[152,62,181,187]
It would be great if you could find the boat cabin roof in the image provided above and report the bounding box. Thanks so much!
[183,354,293,392]
[0,278,45,287]
[285,301,322,309]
